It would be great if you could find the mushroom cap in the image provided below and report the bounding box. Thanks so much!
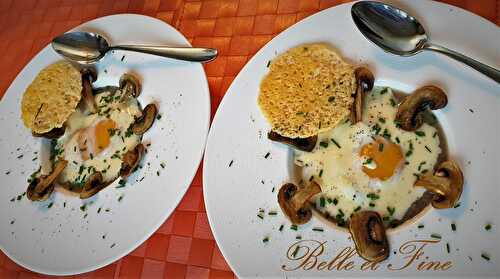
[80,172,112,199]
[120,144,145,177]
[349,211,389,262]
[119,73,141,98]
[27,160,68,201]
[350,67,374,124]
[278,182,321,225]
[415,160,463,209]
[268,131,317,152]
[132,103,157,135]
[32,126,65,139]
[395,86,447,131]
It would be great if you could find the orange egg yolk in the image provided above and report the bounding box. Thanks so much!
[360,137,403,180]
[77,119,116,160]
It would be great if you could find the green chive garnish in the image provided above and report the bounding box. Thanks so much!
[431,233,441,239]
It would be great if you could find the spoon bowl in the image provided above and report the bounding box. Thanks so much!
[52,31,218,64]
[351,1,499,83]
[52,32,109,64]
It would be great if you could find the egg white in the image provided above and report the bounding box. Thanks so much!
[294,87,442,223]
[54,89,142,186]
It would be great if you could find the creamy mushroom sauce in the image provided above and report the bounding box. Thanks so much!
[53,88,141,186]
[294,87,442,223]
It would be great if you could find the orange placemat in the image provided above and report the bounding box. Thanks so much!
[0,0,498,278]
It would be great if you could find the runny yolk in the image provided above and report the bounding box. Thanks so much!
[94,119,116,154]
[360,137,403,181]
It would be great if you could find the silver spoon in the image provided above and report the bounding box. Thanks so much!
[351,1,500,83]
[52,31,218,64]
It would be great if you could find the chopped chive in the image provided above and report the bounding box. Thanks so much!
[266,60,271,68]
[333,198,338,205]
[378,143,384,152]
[63,202,66,208]
[430,233,441,239]
[80,204,86,211]
[485,224,492,231]
[118,195,123,202]
[390,98,396,107]
[328,96,335,102]
[116,179,126,188]
[380,87,388,94]
[481,253,490,261]
[47,202,54,208]
[338,209,344,217]
[262,237,269,243]
[446,243,450,253]
[110,243,116,248]
[10,198,14,202]
[354,206,361,212]
[415,131,425,137]
[451,223,456,231]
[271,187,275,192]
[257,213,264,220]
[309,175,314,182]
[228,160,233,167]
[156,170,160,176]
[319,197,325,207]
[290,224,298,231]
[418,224,424,229]
[319,169,323,177]
[319,141,328,148]
[268,211,277,216]
[378,117,385,123]
[405,149,413,157]
[156,114,162,120]
[433,132,437,138]
[264,152,270,159]
[454,202,461,208]
[330,138,341,148]
[394,119,402,128]
[160,162,166,169]
[17,154,23,159]
[312,227,324,232]
[387,206,395,216]
[363,158,373,165]
[425,146,432,153]
[97,207,102,214]
[369,203,375,207]
[395,137,400,144]
[296,235,302,240]
[367,193,380,200]
[279,224,284,231]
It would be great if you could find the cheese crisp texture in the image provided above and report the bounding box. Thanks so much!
[258,44,356,138]
[21,61,82,133]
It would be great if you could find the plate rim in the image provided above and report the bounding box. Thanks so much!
[0,13,211,276]
[202,1,499,277]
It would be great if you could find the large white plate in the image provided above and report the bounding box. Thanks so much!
[204,1,499,277]
[0,14,210,275]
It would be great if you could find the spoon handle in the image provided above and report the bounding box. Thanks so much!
[111,45,217,63]
[423,42,500,83]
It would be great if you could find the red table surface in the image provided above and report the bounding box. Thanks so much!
[0,0,498,278]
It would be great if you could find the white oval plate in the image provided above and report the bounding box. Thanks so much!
[204,1,499,277]
[0,14,210,275]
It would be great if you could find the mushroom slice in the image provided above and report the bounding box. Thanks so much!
[350,67,374,124]
[414,160,463,209]
[80,68,98,114]
[278,182,321,225]
[132,104,157,135]
[395,86,447,131]
[32,126,65,139]
[268,131,317,152]
[119,73,141,98]
[27,160,68,201]
[120,144,145,177]
[80,172,112,199]
[349,211,389,262]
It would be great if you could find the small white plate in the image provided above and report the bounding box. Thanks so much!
[203,1,499,278]
[0,14,210,275]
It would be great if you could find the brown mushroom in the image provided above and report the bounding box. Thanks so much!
[132,104,157,135]
[32,126,65,139]
[80,68,98,114]
[349,211,389,262]
[277,182,321,225]
[414,160,463,209]
[395,86,447,131]
[268,131,317,152]
[80,172,112,199]
[27,160,68,201]
[350,67,374,124]
[119,73,141,98]
[120,144,145,177]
